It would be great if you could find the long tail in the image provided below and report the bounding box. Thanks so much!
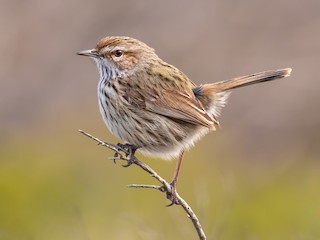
[201,68,292,93]
[194,68,292,118]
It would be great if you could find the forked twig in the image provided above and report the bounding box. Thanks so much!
[79,129,206,240]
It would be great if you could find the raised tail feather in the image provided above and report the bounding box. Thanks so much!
[193,68,292,119]
[201,68,292,93]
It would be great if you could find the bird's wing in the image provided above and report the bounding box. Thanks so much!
[122,87,218,129]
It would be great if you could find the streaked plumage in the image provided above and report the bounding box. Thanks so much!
[78,36,291,159]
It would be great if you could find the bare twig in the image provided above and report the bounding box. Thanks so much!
[127,184,164,190]
[79,129,207,240]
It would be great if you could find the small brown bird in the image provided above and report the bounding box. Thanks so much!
[78,36,291,202]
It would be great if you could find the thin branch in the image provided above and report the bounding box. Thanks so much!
[127,184,163,190]
[79,129,207,240]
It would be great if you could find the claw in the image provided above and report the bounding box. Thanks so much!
[121,159,134,167]
[115,143,128,154]
[166,200,176,207]
[112,152,120,164]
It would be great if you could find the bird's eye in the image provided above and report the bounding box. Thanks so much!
[113,49,123,57]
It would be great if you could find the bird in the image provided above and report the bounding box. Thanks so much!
[78,36,291,203]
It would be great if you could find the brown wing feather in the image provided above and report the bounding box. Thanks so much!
[146,90,217,129]
[123,85,217,129]
[120,61,219,129]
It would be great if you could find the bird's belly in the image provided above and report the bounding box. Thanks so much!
[99,93,210,159]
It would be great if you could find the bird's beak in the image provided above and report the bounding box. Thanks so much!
[77,49,100,58]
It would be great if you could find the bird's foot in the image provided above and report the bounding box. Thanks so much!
[114,143,138,167]
[165,180,180,206]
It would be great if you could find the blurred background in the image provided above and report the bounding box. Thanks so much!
[1,0,320,239]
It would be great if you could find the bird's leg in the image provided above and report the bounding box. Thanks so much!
[167,150,185,206]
